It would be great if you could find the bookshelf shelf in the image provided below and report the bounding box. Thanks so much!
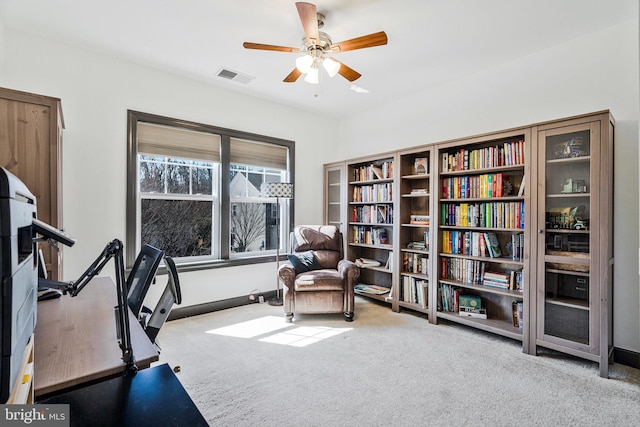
[440,196,524,202]
[437,311,523,341]
[401,271,429,280]
[439,253,524,266]
[440,164,524,176]
[323,110,613,377]
[361,265,392,274]
[438,278,524,298]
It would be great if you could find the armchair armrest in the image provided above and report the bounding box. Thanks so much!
[338,259,360,284]
[278,262,296,290]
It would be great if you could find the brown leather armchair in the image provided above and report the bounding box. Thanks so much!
[278,225,360,322]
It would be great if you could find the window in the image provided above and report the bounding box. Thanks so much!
[126,111,294,269]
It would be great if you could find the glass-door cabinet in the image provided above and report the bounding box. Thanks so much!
[323,162,346,234]
[533,111,614,377]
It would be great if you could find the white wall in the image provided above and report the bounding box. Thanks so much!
[338,19,640,353]
[1,18,639,353]
[0,28,339,306]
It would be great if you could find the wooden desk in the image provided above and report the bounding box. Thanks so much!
[34,277,159,398]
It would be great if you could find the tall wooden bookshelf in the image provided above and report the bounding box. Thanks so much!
[323,110,613,375]
[397,148,435,320]
[435,129,530,350]
[346,154,395,306]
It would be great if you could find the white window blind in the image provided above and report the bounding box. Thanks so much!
[138,122,221,161]
[230,138,288,170]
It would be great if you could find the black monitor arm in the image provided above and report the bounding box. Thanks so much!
[54,239,137,375]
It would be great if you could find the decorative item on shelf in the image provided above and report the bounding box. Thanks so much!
[561,178,587,194]
[545,206,585,229]
[261,182,294,306]
[553,136,586,159]
[502,179,513,196]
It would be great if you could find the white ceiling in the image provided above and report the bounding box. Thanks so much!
[0,0,635,119]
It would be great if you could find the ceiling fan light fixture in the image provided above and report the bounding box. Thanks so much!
[295,54,313,73]
[322,57,340,77]
[304,66,319,84]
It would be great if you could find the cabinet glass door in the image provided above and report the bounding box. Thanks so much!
[324,165,345,233]
[539,124,595,348]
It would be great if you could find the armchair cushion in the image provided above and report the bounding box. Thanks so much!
[287,250,323,274]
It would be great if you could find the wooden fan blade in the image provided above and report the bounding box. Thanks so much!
[335,60,362,82]
[296,2,320,45]
[284,68,302,83]
[243,42,300,53]
[330,31,388,52]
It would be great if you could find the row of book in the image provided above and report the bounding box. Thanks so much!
[440,257,487,285]
[351,205,393,224]
[401,276,428,306]
[440,201,525,229]
[441,230,503,258]
[351,226,390,245]
[441,231,524,260]
[512,301,524,329]
[439,257,524,292]
[439,288,488,318]
[441,173,516,199]
[438,284,466,313]
[438,286,524,322]
[403,252,429,276]
[351,183,393,203]
[441,139,525,172]
[353,161,394,182]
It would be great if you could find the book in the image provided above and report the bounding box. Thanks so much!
[483,232,502,258]
[458,306,488,319]
[355,258,381,267]
[355,284,390,295]
[459,294,481,309]
[414,157,429,175]
[517,175,526,197]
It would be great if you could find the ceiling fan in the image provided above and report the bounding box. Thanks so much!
[243,2,388,84]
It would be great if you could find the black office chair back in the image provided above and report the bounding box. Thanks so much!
[144,256,182,344]
[164,256,182,305]
[127,244,164,318]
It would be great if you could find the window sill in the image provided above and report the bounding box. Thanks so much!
[154,254,288,275]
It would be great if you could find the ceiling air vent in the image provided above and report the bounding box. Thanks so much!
[216,68,254,84]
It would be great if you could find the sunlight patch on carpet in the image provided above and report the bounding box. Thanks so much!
[205,316,352,346]
[259,326,352,347]
[206,315,291,338]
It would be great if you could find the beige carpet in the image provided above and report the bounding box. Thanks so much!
[155,297,640,426]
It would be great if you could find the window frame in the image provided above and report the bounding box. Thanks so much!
[126,110,295,270]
